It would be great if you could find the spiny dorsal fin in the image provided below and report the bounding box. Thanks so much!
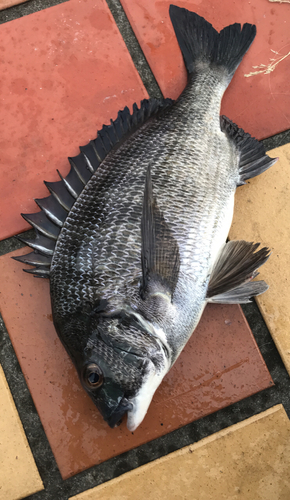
[140,165,180,300]
[15,98,174,278]
[220,116,278,185]
[207,240,270,304]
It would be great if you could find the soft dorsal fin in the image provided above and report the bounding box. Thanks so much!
[220,116,278,185]
[207,240,270,304]
[14,98,174,278]
[140,165,180,300]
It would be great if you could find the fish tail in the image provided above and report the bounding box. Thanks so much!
[169,5,256,83]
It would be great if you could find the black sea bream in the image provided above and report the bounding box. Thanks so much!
[15,5,277,430]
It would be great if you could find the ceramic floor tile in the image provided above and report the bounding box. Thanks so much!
[120,0,290,140]
[0,364,43,500]
[0,249,273,479]
[70,404,290,500]
[229,144,290,375]
[0,0,147,241]
[0,0,28,11]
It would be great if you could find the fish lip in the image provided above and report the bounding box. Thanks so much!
[106,397,133,428]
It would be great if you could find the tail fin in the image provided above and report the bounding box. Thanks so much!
[169,5,256,81]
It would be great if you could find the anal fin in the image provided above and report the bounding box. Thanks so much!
[207,240,270,304]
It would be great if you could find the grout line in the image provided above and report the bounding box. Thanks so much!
[105,0,163,99]
[0,0,68,25]
[262,129,290,151]
[0,229,35,257]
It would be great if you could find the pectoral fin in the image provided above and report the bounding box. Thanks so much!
[207,240,270,304]
[140,165,180,301]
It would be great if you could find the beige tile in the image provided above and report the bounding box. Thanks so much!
[70,405,290,500]
[0,0,29,10]
[229,143,290,374]
[0,365,43,500]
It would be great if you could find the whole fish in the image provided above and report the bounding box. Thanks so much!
[15,5,277,431]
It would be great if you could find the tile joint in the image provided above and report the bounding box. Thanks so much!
[105,0,163,99]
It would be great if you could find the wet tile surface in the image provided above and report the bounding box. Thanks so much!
[0,0,147,241]
[0,364,43,500]
[70,404,290,500]
[229,143,290,375]
[0,249,273,479]
[120,0,290,140]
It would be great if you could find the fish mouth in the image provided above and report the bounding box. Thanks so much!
[106,397,133,428]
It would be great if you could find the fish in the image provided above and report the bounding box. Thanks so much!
[14,5,277,431]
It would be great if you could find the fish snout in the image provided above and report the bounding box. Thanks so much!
[106,397,133,428]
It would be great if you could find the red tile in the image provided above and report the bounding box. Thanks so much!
[0,249,273,479]
[120,0,290,140]
[0,0,147,240]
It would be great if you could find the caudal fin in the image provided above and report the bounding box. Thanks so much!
[169,5,256,81]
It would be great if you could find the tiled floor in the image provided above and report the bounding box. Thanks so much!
[70,405,290,500]
[0,0,289,499]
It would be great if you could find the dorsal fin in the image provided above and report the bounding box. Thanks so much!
[14,98,174,278]
[140,165,180,301]
[220,116,278,185]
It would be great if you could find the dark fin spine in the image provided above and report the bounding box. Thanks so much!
[12,251,51,266]
[44,180,75,212]
[97,133,110,154]
[90,140,103,163]
[68,156,92,183]
[69,160,86,185]
[35,196,67,227]
[79,142,100,173]
[21,212,60,240]
[57,170,78,200]
[207,240,270,303]
[23,267,50,278]
[169,5,256,80]
[16,231,55,256]
[140,165,180,300]
[81,153,95,174]
[221,116,278,183]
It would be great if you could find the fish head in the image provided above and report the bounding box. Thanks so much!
[77,311,170,431]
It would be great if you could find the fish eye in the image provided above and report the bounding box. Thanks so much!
[83,363,103,389]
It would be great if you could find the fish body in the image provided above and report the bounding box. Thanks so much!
[15,5,277,430]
